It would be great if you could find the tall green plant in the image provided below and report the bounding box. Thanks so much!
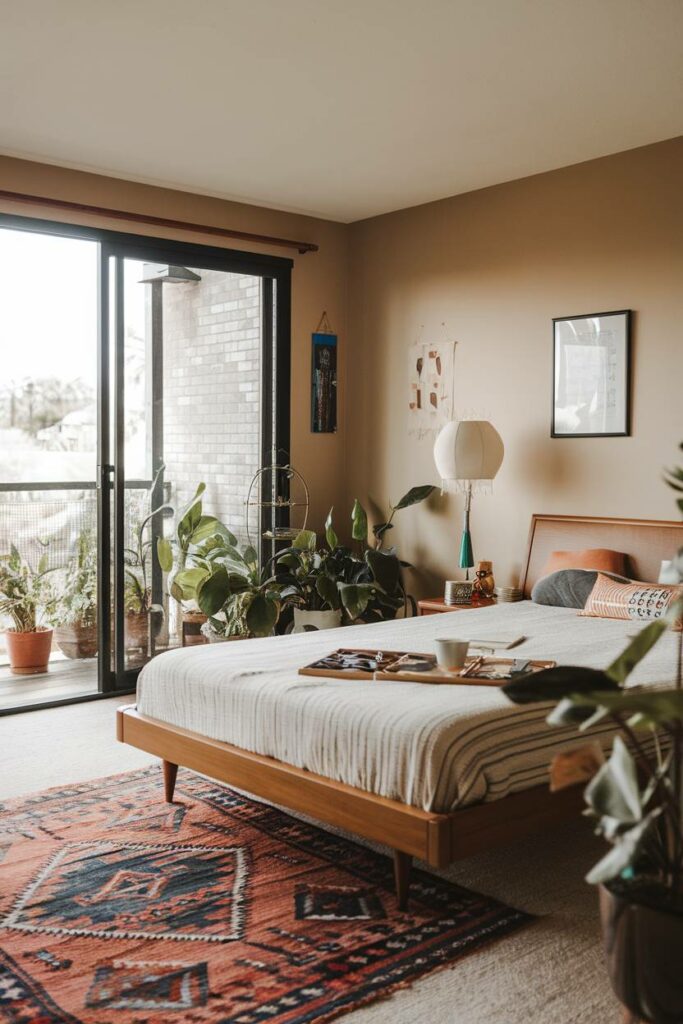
[157,482,231,595]
[124,466,172,617]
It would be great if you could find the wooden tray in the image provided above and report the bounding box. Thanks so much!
[299,648,411,680]
[375,656,556,686]
[299,648,555,686]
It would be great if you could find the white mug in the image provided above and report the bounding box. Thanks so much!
[434,638,470,672]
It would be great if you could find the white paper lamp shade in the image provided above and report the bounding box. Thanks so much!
[433,420,504,483]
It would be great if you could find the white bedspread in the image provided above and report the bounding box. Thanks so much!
[136,602,676,812]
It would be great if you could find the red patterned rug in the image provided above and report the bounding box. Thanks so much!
[0,767,533,1023]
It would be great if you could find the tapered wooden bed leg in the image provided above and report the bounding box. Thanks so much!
[394,850,412,910]
[162,760,178,802]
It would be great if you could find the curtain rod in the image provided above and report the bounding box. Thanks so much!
[0,189,319,254]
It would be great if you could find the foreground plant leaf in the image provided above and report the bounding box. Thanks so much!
[584,737,642,824]
[606,619,669,684]
[585,812,661,885]
[503,666,617,704]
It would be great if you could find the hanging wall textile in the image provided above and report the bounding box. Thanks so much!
[408,336,456,437]
[0,767,533,1024]
[311,312,337,433]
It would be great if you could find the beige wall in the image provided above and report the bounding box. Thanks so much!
[347,138,683,593]
[2,138,682,591]
[0,156,349,535]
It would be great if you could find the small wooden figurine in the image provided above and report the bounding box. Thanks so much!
[472,560,495,598]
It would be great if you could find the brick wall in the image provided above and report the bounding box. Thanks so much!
[161,269,261,545]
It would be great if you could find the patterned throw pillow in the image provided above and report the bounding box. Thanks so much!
[580,573,683,629]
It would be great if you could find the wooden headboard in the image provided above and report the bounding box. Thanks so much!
[520,514,683,597]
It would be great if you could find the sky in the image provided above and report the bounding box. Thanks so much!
[0,228,146,386]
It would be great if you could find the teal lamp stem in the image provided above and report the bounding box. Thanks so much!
[458,483,474,579]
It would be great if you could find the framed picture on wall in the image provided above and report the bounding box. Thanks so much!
[552,309,631,437]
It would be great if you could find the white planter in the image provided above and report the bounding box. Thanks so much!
[292,608,342,633]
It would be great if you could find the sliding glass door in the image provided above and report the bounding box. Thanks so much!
[0,214,291,711]
[0,227,100,710]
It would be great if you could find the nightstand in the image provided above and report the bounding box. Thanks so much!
[417,596,496,616]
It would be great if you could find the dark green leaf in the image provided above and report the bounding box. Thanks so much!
[246,593,279,637]
[365,548,400,595]
[339,582,372,620]
[392,484,436,510]
[503,666,617,705]
[197,567,232,616]
[243,545,259,568]
[277,551,303,570]
[316,573,340,609]
[351,500,368,543]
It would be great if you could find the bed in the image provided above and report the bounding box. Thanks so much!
[117,514,683,906]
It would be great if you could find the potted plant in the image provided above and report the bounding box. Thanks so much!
[503,447,683,1023]
[276,520,343,632]
[52,528,98,659]
[0,545,56,675]
[274,487,434,629]
[175,539,282,641]
[157,482,230,643]
[124,471,172,654]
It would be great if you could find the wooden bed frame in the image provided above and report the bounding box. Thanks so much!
[117,514,683,907]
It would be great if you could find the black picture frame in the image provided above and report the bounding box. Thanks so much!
[551,309,631,438]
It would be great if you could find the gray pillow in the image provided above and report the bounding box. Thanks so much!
[531,568,630,610]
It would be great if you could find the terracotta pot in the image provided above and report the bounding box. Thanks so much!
[5,627,53,675]
[54,623,98,660]
[125,610,162,653]
[600,883,683,1023]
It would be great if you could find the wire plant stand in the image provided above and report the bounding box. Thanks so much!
[245,462,309,549]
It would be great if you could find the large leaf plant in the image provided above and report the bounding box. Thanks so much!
[276,484,434,624]
[174,535,281,639]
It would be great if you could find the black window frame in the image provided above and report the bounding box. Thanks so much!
[0,211,292,714]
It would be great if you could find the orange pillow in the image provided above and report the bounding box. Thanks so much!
[543,548,627,577]
[580,573,683,629]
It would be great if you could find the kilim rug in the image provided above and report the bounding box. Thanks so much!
[0,766,533,1023]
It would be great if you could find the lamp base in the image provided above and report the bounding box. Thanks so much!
[458,529,474,578]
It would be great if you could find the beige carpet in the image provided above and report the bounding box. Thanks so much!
[0,697,622,1023]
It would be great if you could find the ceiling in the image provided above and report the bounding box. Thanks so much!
[1,0,682,222]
